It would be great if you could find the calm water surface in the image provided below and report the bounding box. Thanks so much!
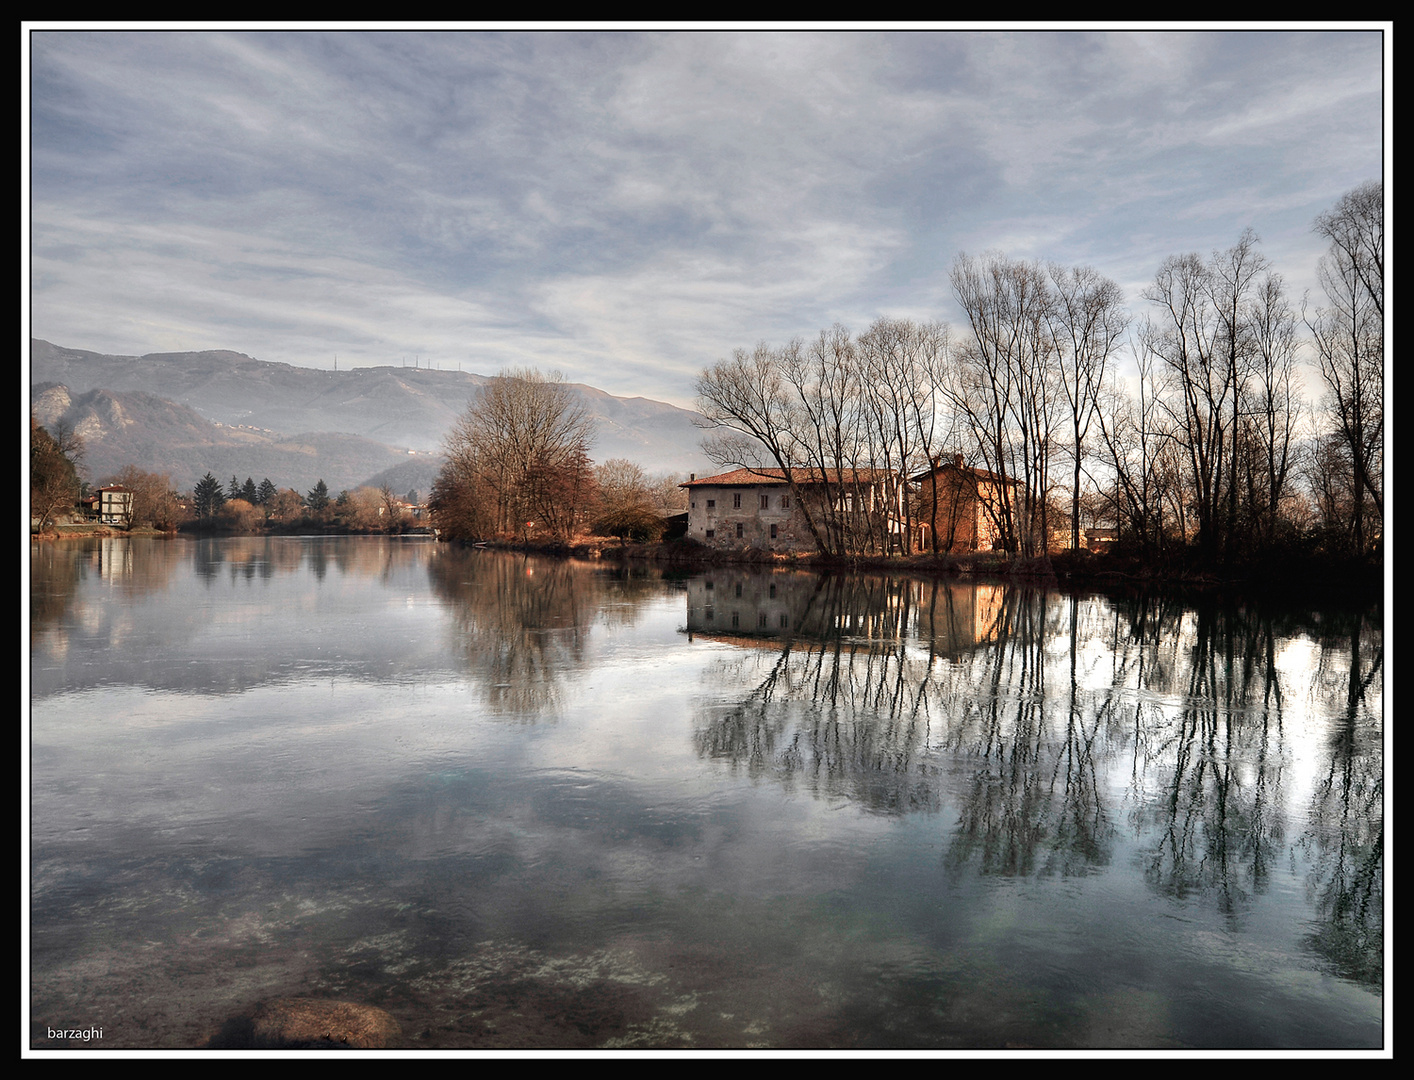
[29,537,1384,1049]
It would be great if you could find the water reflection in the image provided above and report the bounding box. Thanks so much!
[29,542,1383,1048]
[427,549,676,718]
[685,568,1383,986]
[1301,609,1384,985]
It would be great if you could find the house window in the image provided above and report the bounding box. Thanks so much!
[779,614,789,628]
[760,494,770,510]
[733,492,741,509]
[706,499,715,509]
[705,529,715,538]
[736,523,743,538]
[769,584,776,598]
[705,580,713,590]
[782,496,791,509]
[770,524,777,539]
[758,613,768,628]
[735,583,743,597]
[691,501,696,509]
[731,613,739,628]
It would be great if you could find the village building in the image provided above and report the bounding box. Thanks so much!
[911,456,1019,554]
[90,485,135,527]
[681,467,908,554]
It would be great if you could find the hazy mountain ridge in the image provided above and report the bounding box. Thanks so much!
[30,339,713,492]
[30,382,419,494]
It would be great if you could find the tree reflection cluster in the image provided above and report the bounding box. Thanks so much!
[426,548,671,719]
[30,536,453,698]
[686,569,1382,984]
[29,542,1383,994]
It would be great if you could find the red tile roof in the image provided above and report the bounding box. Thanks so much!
[682,467,899,488]
[910,461,1018,485]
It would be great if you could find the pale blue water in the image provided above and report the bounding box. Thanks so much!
[29,537,1384,1049]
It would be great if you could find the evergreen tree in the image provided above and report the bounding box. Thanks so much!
[228,475,242,501]
[241,477,258,503]
[256,478,277,506]
[194,473,227,520]
[307,479,331,512]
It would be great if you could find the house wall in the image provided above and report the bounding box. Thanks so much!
[915,469,1013,553]
[917,471,981,552]
[685,483,815,552]
[98,489,133,526]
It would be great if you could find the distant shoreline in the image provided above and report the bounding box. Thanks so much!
[453,536,1385,602]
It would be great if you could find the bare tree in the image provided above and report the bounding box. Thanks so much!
[696,330,915,557]
[949,253,1058,559]
[1142,246,1237,562]
[30,417,82,532]
[1307,181,1383,556]
[1205,229,1269,560]
[1242,271,1301,547]
[784,326,885,554]
[1093,333,1171,557]
[379,484,406,532]
[857,318,954,554]
[648,471,690,512]
[1046,264,1128,551]
[593,458,662,541]
[696,341,833,554]
[434,369,596,543]
[429,449,497,542]
[108,465,180,530]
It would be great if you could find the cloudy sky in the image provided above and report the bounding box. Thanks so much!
[26,28,1386,408]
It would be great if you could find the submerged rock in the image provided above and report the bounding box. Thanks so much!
[210,998,402,1049]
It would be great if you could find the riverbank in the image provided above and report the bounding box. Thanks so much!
[30,523,174,540]
[465,535,1383,601]
[31,523,435,540]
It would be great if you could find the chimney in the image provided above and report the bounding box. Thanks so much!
[689,473,695,482]
[954,453,964,468]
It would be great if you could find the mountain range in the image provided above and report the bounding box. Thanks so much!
[29,339,713,495]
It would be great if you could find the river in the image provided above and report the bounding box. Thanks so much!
[28,536,1384,1050]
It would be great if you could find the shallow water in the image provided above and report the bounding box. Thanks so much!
[29,537,1384,1049]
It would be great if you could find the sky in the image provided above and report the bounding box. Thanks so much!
[26,26,1387,410]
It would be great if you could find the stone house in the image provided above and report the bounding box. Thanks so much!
[681,467,907,554]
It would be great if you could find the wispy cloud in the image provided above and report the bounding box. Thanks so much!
[28,28,1384,406]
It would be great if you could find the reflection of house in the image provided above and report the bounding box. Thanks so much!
[684,570,902,643]
[914,581,1006,656]
[681,468,907,553]
[92,485,134,527]
[684,570,1006,657]
[685,573,806,641]
[912,456,1018,553]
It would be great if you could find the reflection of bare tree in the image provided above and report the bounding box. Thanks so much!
[692,571,1382,945]
[696,635,944,813]
[1130,601,1294,914]
[692,575,1125,855]
[1299,609,1382,986]
[689,569,949,810]
[943,589,1117,877]
[30,541,85,646]
[427,548,666,719]
[30,537,184,651]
